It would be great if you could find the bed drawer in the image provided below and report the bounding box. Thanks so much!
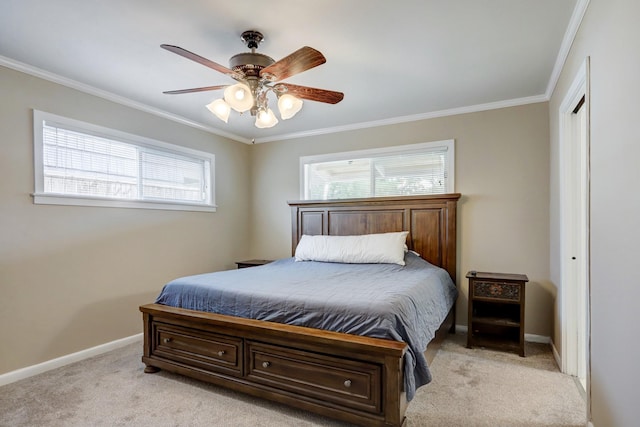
[152,323,242,376]
[246,341,382,414]
[473,280,521,301]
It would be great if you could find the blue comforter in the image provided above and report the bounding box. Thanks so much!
[155,251,457,400]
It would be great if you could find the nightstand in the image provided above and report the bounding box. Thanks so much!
[466,271,528,356]
[235,259,273,269]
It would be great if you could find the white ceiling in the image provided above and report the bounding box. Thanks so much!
[1,0,578,143]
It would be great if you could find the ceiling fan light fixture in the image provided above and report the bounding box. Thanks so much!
[162,31,344,130]
[224,83,253,112]
[277,94,303,120]
[255,108,278,128]
[206,99,231,123]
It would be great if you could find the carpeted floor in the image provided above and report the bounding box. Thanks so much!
[405,334,586,426]
[0,333,586,426]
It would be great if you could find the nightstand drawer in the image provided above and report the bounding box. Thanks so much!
[473,281,521,301]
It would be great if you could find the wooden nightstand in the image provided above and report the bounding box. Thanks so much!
[466,271,528,356]
[235,259,273,269]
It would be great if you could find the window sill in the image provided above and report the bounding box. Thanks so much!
[32,193,217,213]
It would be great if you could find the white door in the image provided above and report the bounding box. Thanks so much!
[572,97,588,390]
[559,58,590,393]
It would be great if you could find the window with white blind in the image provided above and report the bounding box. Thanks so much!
[33,110,215,212]
[300,140,454,200]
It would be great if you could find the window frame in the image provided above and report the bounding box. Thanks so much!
[32,110,216,212]
[299,139,454,200]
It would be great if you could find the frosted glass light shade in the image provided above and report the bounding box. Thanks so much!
[223,83,253,112]
[255,108,279,128]
[206,99,231,122]
[277,94,303,119]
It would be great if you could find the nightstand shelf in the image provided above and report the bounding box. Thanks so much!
[471,316,520,328]
[466,271,528,356]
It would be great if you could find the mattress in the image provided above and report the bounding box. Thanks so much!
[155,251,457,400]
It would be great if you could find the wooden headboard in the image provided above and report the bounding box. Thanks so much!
[288,194,461,282]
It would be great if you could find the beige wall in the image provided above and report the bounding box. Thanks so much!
[549,0,640,425]
[0,66,251,374]
[248,103,552,337]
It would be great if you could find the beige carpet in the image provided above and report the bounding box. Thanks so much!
[0,333,585,426]
[405,334,586,426]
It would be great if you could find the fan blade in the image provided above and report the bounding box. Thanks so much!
[277,83,344,104]
[161,44,239,78]
[163,85,227,95]
[260,46,326,82]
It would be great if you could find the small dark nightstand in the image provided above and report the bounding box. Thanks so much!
[466,271,528,356]
[235,259,273,269]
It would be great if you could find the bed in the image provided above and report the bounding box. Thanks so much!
[141,194,461,427]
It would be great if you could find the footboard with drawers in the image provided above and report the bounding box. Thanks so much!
[141,303,409,426]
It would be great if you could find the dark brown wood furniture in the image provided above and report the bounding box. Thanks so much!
[235,259,273,269]
[141,194,460,427]
[466,271,528,357]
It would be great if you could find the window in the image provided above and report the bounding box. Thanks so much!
[300,140,454,200]
[33,110,215,211]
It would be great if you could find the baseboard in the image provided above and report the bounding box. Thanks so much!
[525,333,551,344]
[588,422,594,427]
[455,324,551,344]
[0,333,143,387]
[550,339,563,370]
[455,324,467,334]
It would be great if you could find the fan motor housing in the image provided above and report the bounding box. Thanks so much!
[229,52,274,78]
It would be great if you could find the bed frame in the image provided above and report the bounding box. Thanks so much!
[140,194,460,427]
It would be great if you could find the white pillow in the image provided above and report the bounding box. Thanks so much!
[294,231,409,266]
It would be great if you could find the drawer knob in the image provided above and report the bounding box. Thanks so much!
[262,361,270,368]
[217,350,225,356]
[344,379,352,388]
[163,338,171,344]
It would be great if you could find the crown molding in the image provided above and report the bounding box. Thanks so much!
[0,55,251,144]
[3,4,583,150]
[254,94,548,143]
[545,0,591,98]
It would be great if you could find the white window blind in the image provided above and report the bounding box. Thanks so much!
[42,126,139,199]
[140,150,208,203]
[33,110,215,211]
[301,140,453,200]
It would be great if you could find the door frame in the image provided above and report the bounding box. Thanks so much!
[559,57,591,399]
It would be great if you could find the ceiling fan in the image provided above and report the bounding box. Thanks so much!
[161,30,344,128]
